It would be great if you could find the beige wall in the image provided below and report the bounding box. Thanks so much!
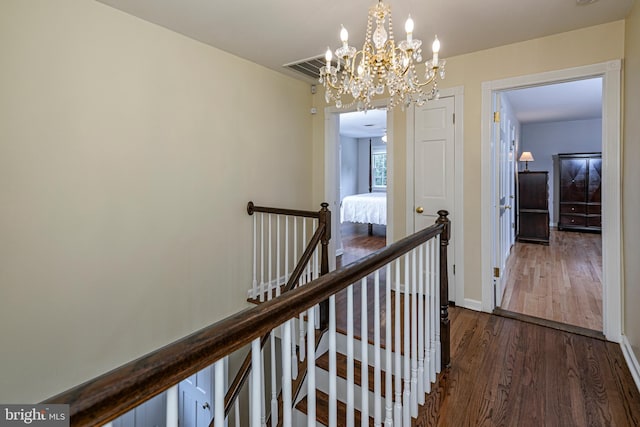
[624,2,640,365]
[0,0,312,402]
[312,21,625,303]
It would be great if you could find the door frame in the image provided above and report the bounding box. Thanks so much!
[324,98,393,272]
[405,86,465,307]
[480,60,623,342]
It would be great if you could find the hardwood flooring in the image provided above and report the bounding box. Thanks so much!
[500,230,602,331]
[337,222,386,268]
[416,306,640,427]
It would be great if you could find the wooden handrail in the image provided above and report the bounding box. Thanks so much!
[247,201,322,219]
[43,211,449,427]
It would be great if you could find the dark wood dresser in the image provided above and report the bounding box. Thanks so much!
[558,152,602,232]
[517,171,550,244]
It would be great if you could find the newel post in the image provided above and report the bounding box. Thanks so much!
[318,202,331,330]
[436,210,451,369]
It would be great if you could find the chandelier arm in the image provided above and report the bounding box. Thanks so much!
[414,69,439,88]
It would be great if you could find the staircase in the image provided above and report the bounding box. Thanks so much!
[43,202,450,427]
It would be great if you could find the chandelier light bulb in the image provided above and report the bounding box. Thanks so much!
[325,47,333,68]
[405,15,414,41]
[340,25,349,44]
[432,36,440,66]
[432,36,440,54]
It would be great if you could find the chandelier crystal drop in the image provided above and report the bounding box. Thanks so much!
[319,0,446,111]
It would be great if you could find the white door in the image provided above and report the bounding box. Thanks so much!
[492,94,513,307]
[179,365,214,427]
[413,96,456,300]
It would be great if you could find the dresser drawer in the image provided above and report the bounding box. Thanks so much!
[587,215,601,228]
[587,203,601,215]
[560,203,586,214]
[559,214,587,227]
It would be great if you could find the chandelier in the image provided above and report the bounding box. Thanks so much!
[319,0,445,111]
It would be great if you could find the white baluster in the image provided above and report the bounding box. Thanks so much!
[268,214,272,299]
[347,284,355,427]
[251,339,261,427]
[307,306,316,427]
[260,214,265,303]
[291,316,298,379]
[285,216,289,285]
[329,295,337,427]
[403,255,411,427]
[270,335,277,426]
[384,266,393,427]
[234,399,240,427]
[430,237,436,384]
[166,385,178,427]
[276,215,281,297]
[361,277,369,427]
[261,348,266,427]
[313,219,319,280]
[252,214,257,299]
[422,243,431,392]
[282,320,293,427]
[418,244,427,399]
[411,249,418,418]
[373,270,382,427]
[215,358,225,427]
[393,260,402,427]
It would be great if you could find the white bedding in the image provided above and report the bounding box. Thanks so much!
[340,192,387,226]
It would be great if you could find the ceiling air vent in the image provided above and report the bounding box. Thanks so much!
[284,55,340,81]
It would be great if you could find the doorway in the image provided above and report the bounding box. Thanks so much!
[480,61,623,342]
[324,100,393,271]
[494,78,604,332]
[337,109,388,266]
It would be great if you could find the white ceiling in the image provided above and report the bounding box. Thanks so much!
[95,0,625,138]
[504,78,602,124]
[97,0,634,82]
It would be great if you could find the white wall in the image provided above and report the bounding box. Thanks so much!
[0,0,312,403]
[520,119,602,225]
[339,136,358,200]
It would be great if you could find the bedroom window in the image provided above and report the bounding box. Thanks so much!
[372,152,387,188]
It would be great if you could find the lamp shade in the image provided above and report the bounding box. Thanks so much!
[519,151,534,162]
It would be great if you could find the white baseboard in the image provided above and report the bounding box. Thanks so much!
[621,335,640,393]
[462,298,482,311]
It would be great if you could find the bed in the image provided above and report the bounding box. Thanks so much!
[340,192,387,226]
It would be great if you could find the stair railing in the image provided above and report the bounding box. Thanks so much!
[223,202,331,422]
[43,207,450,427]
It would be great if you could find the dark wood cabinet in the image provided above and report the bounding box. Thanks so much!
[558,153,601,232]
[517,171,549,244]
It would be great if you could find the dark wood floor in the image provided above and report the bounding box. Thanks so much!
[417,307,640,427]
[337,226,640,426]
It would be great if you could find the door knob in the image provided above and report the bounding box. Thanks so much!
[202,402,210,410]
[416,206,424,214]
[505,205,512,210]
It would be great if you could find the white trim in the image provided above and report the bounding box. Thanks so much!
[325,98,394,269]
[621,336,640,393]
[462,299,482,312]
[620,335,640,391]
[406,87,465,306]
[480,60,623,342]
